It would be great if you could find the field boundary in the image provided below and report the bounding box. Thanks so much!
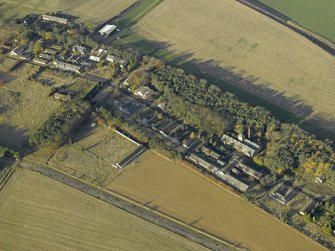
[19,160,240,251]
[236,0,335,56]
[0,164,16,192]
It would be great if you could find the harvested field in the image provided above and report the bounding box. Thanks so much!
[0,167,205,251]
[250,0,335,43]
[0,0,137,25]
[133,0,335,134]
[107,151,327,251]
[27,126,140,186]
[0,59,60,151]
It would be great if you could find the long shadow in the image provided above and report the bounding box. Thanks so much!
[0,124,31,156]
[121,36,335,141]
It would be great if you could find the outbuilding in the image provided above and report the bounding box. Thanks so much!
[99,24,117,37]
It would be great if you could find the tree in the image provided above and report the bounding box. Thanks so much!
[44,31,53,41]
[322,224,333,235]
[20,37,29,46]
[33,41,43,56]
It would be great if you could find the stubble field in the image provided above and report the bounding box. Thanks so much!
[0,0,137,25]
[0,168,205,251]
[107,151,327,251]
[133,0,335,134]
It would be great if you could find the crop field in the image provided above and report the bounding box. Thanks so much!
[0,0,138,25]
[107,151,327,251]
[27,126,140,186]
[0,59,60,151]
[0,168,205,251]
[132,0,335,134]
[250,0,335,43]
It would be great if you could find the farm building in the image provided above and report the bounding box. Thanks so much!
[99,24,117,37]
[299,199,315,216]
[183,136,198,150]
[134,86,154,100]
[214,170,250,192]
[33,58,48,65]
[50,44,62,51]
[188,152,220,173]
[236,162,263,180]
[39,53,52,60]
[42,14,67,24]
[201,145,221,160]
[90,49,107,62]
[73,45,88,55]
[269,182,295,205]
[44,48,58,55]
[53,60,82,74]
[221,134,256,157]
[315,174,327,183]
[9,45,26,56]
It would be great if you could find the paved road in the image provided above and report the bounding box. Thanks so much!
[19,161,236,251]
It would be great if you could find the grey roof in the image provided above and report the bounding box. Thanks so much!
[236,162,262,180]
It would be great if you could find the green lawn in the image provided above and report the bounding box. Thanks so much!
[250,0,335,43]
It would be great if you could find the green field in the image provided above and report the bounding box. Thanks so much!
[0,168,205,250]
[250,0,335,43]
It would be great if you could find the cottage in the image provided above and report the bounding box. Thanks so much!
[53,60,81,74]
[315,174,327,183]
[99,24,117,37]
[299,199,315,216]
[42,14,67,24]
[134,86,154,100]
[73,45,87,55]
[90,49,106,62]
[9,45,26,56]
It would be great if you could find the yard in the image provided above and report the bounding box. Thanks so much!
[128,0,335,136]
[26,126,141,186]
[0,167,205,251]
[107,151,327,251]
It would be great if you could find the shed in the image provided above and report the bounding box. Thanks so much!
[9,45,26,56]
[315,174,326,183]
[99,24,117,37]
[73,45,87,55]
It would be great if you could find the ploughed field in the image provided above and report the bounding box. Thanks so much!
[250,0,335,43]
[0,0,137,24]
[133,0,335,133]
[107,151,327,251]
[0,168,205,251]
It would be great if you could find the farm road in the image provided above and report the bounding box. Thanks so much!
[19,160,234,251]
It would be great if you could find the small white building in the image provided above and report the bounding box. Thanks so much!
[99,24,117,37]
[107,54,119,62]
[73,45,87,55]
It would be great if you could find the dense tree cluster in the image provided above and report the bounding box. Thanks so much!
[152,65,277,139]
[261,124,335,177]
[0,146,20,160]
[30,100,90,146]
